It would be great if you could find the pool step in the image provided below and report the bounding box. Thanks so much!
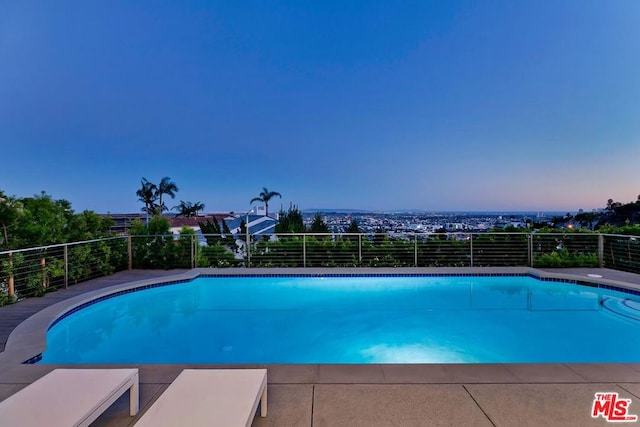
[601,296,640,321]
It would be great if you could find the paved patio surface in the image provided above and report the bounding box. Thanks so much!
[1,267,640,426]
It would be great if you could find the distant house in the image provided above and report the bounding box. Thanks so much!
[168,212,279,246]
[225,214,278,238]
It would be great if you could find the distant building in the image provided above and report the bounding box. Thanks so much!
[226,214,278,238]
[445,223,467,231]
[100,213,146,234]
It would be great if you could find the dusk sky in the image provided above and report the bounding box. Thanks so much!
[1,1,639,214]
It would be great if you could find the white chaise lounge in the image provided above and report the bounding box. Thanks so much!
[0,368,139,427]
[135,369,267,427]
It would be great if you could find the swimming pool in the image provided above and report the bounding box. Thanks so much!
[38,274,640,364]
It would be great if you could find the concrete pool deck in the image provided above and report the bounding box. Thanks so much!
[1,267,640,426]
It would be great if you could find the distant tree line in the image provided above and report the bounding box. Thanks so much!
[547,196,640,233]
[274,204,357,235]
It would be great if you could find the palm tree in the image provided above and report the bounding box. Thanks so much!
[173,200,205,217]
[250,187,281,217]
[136,178,157,216]
[190,201,205,216]
[155,177,179,213]
[172,201,191,217]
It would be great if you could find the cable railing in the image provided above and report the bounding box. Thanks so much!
[0,237,129,305]
[603,234,640,273]
[0,232,636,306]
[246,233,600,269]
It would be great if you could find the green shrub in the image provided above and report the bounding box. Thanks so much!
[533,249,598,268]
[199,244,238,268]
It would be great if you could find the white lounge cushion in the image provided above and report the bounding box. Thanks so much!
[0,368,139,427]
[135,369,267,427]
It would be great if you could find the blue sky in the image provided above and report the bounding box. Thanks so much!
[1,1,639,213]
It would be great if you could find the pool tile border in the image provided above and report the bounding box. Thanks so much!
[47,280,190,330]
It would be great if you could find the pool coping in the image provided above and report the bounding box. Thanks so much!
[1,267,640,366]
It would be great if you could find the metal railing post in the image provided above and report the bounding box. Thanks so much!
[247,233,251,267]
[598,234,604,268]
[414,233,418,267]
[127,236,133,270]
[191,233,196,268]
[40,258,47,290]
[64,244,69,289]
[8,252,14,299]
[528,233,533,267]
[469,234,474,267]
[358,234,362,264]
[303,234,307,268]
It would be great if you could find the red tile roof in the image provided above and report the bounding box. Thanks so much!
[168,214,229,228]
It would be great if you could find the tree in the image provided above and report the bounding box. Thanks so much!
[136,178,157,216]
[605,199,622,211]
[574,212,594,230]
[343,219,361,242]
[373,226,388,244]
[239,219,247,241]
[250,187,281,217]
[155,177,179,213]
[173,200,205,217]
[136,177,179,216]
[221,219,231,236]
[434,227,448,240]
[0,190,23,249]
[0,189,115,250]
[345,219,361,234]
[15,192,74,246]
[308,213,329,234]
[173,201,190,217]
[128,216,176,269]
[191,201,205,216]
[275,204,305,233]
[66,210,114,241]
[198,218,222,246]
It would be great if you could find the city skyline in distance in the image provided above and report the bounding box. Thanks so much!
[1,1,639,214]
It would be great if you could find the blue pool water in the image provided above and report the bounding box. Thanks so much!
[39,275,640,364]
